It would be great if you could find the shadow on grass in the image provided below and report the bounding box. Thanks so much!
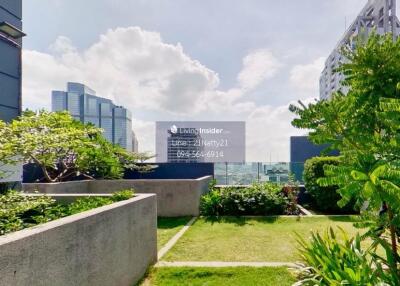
[325,215,359,223]
[157,217,192,230]
[202,216,283,226]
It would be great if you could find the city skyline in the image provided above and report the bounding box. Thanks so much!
[52,82,136,151]
[21,0,377,161]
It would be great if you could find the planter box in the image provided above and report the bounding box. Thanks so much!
[23,176,212,217]
[0,194,157,286]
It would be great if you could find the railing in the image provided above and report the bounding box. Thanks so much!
[214,162,305,186]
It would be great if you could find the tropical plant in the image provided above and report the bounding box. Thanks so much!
[290,33,400,270]
[296,228,396,286]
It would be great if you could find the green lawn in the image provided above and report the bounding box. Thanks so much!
[140,267,296,286]
[163,216,364,262]
[157,217,192,249]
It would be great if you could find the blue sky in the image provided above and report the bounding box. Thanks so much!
[22,0,368,161]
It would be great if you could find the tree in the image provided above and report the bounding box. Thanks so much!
[290,34,400,274]
[0,120,17,180]
[0,110,151,183]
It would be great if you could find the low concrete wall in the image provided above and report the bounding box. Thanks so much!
[23,180,90,194]
[0,194,157,286]
[23,176,212,217]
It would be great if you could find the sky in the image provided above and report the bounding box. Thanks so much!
[22,0,368,161]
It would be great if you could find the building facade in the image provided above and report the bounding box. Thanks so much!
[167,127,205,163]
[0,0,25,185]
[0,0,24,122]
[290,136,339,182]
[52,82,133,151]
[320,0,400,100]
[132,131,139,153]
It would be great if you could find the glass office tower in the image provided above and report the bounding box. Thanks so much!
[52,82,134,151]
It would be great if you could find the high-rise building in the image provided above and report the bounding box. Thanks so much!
[167,127,205,163]
[0,0,25,122]
[0,0,25,185]
[320,0,400,100]
[132,131,139,153]
[52,82,134,151]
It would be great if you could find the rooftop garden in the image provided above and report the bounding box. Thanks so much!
[139,33,400,286]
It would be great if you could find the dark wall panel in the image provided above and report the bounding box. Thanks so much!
[0,40,20,77]
[0,0,22,19]
[0,74,19,108]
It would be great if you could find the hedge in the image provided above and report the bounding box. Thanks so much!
[303,156,355,214]
[200,182,299,216]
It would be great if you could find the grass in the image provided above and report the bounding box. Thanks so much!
[157,217,192,249]
[163,216,364,262]
[140,267,296,286]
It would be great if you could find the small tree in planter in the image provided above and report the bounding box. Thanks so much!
[0,110,151,182]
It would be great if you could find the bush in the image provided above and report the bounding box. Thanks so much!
[303,157,355,214]
[200,182,294,216]
[296,228,397,286]
[0,189,135,235]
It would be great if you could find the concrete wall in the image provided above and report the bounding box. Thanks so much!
[0,194,157,286]
[23,176,212,217]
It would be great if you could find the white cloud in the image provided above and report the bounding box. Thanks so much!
[290,57,325,94]
[49,36,77,55]
[22,27,307,161]
[238,49,282,90]
[23,27,219,114]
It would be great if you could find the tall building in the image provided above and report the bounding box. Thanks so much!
[52,82,133,151]
[167,127,205,163]
[0,0,25,185]
[320,0,400,100]
[0,0,25,122]
[132,131,139,153]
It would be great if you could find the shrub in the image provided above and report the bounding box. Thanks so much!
[296,228,397,286]
[0,191,57,235]
[200,182,292,216]
[0,189,135,235]
[303,157,355,214]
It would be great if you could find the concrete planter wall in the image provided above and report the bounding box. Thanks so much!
[23,176,212,217]
[0,194,157,286]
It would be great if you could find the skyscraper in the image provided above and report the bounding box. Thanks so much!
[52,82,134,151]
[167,127,205,163]
[0,0,25,185]
[0,0,25,122]
[132,131,139,153]
[320,0,400,100]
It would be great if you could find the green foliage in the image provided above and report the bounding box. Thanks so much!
[200,183,293,216]
[303,157,355,213]
[110,189,135,201]
[0,191,57,235]
[0,190,134,235]
[0,110,152,182]
[296,228,398,286]
[290,33,400,269]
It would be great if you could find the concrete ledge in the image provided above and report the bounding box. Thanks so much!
[23,176,213,217]
[0,194,157,286]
